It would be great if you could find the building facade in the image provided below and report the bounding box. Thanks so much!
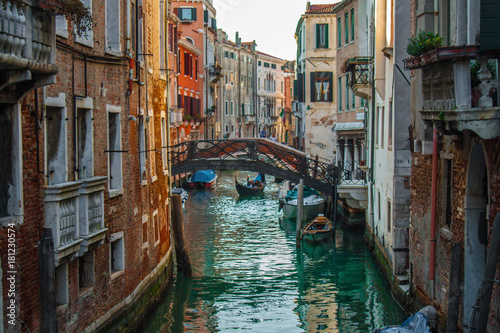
[407,0,500,330]
[217,31,258,139]
[0,0,174,331]
[295,3,339,162]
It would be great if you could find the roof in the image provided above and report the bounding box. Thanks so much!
[256,51,286,62]
[306,3,340,14]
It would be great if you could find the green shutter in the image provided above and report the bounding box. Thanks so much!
[192,8,197,21]
[204,9,208,23]
[316,24,320,49]
[325,24,329,48]
[310,72,316,102]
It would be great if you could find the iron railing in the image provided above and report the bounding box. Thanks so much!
[338,160,366,186]
[170,139,338,190]
[345,57,374,89]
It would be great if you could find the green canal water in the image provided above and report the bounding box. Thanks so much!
[141,171,407,332]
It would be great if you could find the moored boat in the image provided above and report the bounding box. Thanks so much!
[280,186,325,221]
[301,215,333,242]
[188,170,218,189]
[171,187,188,206]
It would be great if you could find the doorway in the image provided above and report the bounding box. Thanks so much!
[464,142,489,328]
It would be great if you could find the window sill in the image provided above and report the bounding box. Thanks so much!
[142,242,149,250]
[151,175,158,183]
[141,180,148,187]
[56,304,69,316]
[163,169,169,176]
[0,215,23,228]
[108,188,124,199]
[79,287,94,299]
[110,270,124,281]
[105,49,122,57]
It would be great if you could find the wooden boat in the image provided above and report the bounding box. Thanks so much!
[235,174,265,196]
[301,215,333,242]
[188,170,218,189]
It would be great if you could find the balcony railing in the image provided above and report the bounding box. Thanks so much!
[45,177,107,265]
[345,57,374,88]
[0,1,57,72]
[245,115,256,124]
[339,160,366,186]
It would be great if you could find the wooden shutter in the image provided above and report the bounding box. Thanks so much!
[184,52,189,75]
[192,8,197,21]
[316,24,320,49]
[204,9,209,23]
[327,72,333,102]
[325,24,329,48]
[310,72,316,102]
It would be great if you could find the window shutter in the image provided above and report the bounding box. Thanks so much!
[316,24,320,49]
[192,8,197,21]
[325,24,329,48]
[328,72,333,102]
[310,72,316,102]
[204,9,209,23]
[184,52,189,75]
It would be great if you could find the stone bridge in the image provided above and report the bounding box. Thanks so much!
[169,139,337,194]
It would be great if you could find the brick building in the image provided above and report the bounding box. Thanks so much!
[408,0,500,331]
[0,0,174,331]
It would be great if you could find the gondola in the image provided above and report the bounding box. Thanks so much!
[235,173,266,196]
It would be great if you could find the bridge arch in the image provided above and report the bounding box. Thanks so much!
[169,139,337,194]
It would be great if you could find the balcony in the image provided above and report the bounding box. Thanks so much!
[345,57,373,100]
[44,177,108,265]
[245,115,256,124]
[337,160,367,210]
[0,1,58,102]
[408,46,500,139]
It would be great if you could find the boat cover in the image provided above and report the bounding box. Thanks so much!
[190,170,216,182]
[285,186,319,201]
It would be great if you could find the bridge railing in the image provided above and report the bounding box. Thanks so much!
[169,139,337,188]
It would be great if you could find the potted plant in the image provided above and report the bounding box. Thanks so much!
[183,114,191,126]
[406,30,443,58]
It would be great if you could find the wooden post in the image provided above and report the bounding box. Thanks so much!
[312,155,319,179]
[446,242,463,333]
[471,212,500,333]
[296,179,304,247]
[171,195,192,277]
[39,228,57,333]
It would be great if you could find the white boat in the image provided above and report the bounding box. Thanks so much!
[279,185,325,221]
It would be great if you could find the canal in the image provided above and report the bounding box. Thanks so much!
[141,171,407,332]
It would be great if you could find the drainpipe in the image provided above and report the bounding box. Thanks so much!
[429,124,438,291]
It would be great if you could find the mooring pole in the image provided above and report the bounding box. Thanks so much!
[296,179,304,247]
[171,195,192,277]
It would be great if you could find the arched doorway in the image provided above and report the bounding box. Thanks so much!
[464,142,489,328]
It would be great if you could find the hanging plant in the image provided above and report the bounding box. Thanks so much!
[8,0,92,34]
[406,30,443,57]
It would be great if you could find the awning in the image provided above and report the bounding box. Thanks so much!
[334,122,365,131]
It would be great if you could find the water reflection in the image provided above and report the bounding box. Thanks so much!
[141,171,406,332]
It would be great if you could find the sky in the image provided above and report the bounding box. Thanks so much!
[213,0,338,61]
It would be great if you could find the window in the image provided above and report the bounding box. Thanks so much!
[281,81,283,93]
[153,210,160,246]
[225,51,229,58]
[55,263,68,306]
[310,72,333,102]
[159,1,165,75]
[231,101,234,115]
[377,191,381,221]
[76,99,94,179]
[138,115,146,182]
[230,52,234,59]
[271,64,277,69]
[45,104,68,185]
[338,77,342,111]
[337,17,342,48]
[258,61,262,66]
[381,106,385,147]
[106,0,120,52]
[107,106,123,194]
[110,232,125,275]
[231,72,234,85]
[136,0,143,61]
[225,101,228,115]
[56,15,69,38]
[345,12,349,44]
[316,23,329,49]
[388,101,393,147]
[360,97,365,107]
[0,105,22,220]
[387,200,392,232]
[264,62,270,68]
[178,7,197,22]
[195,58,198,80]
[142,214,148,247]
[79,251,95,292]
[75,0,93,46]
[351,9,355,42]
[346,86,350,111]
[161,115,167,173]
[375,106,379,146]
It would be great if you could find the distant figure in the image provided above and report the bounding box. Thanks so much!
[270,134,277,142]
[223,132,230,140]
[260,129,267,138]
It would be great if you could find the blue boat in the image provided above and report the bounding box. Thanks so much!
[188,170,218,189]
